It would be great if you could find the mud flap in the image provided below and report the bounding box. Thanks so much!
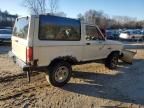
[27,70,31,83]
[27,67,32,83]
[120,50,136,64]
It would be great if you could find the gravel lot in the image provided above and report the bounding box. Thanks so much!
[0,42,144,108]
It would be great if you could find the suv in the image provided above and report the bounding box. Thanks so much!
[9,15,124,87]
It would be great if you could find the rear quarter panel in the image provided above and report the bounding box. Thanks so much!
[32,16,83,67]
[34,44,83,66]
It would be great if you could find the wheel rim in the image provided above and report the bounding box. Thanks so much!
[111,56,118,67]
[55,66,69,83]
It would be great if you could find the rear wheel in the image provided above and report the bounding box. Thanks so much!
[105,52,119,69]
[46,61,72,87]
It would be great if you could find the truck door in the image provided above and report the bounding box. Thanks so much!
[83,25,106,61]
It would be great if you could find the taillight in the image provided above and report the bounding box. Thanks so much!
[26,47,33,63]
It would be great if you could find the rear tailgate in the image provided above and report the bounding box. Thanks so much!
[12,17,30,62]
[12,37,27,62]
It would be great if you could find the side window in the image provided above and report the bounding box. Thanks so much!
[86,26,104,41]
[39,16,81,41]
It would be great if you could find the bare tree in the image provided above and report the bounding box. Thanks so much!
[24,0,46,15]
[78,9,144,29]
[49,0,58,14]
[23,0,59,15]
[77,13,84,21]
[78,10,109,29]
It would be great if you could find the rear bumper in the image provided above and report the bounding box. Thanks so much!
[8,51,30,71]
[8,51,47,72]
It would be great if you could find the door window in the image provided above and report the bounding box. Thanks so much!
[86,26,104,40]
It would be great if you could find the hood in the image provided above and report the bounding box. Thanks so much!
[106,40,124,50]
[106,40,123,45]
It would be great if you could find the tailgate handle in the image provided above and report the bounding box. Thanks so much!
[15,40,18,42]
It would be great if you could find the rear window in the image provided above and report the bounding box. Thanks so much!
[13,17,29,39]
[0,29,12,34]
[39,15,81,41]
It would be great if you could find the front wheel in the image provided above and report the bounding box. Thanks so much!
[46,61,72,87]
[105,52,119,69]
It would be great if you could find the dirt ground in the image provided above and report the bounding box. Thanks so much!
[0,43,144,108]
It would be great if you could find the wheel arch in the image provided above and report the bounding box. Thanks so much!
[107,50,122,58]
[48,56,78,68]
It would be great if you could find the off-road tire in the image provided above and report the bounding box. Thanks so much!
[46,61,72,87]
[105,52,119,69]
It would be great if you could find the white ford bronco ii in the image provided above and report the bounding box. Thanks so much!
[9,15,124,87]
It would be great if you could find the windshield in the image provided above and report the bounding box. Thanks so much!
[0,29,12,34]
[13,17,29,39]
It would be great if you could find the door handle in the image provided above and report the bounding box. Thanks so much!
[99,41,102,43]
[86,43,91,45]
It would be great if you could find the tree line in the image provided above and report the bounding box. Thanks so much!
[24,0,144,29]
[1,0,144,30]
[77,10,144,29]
[0,10,17,28]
